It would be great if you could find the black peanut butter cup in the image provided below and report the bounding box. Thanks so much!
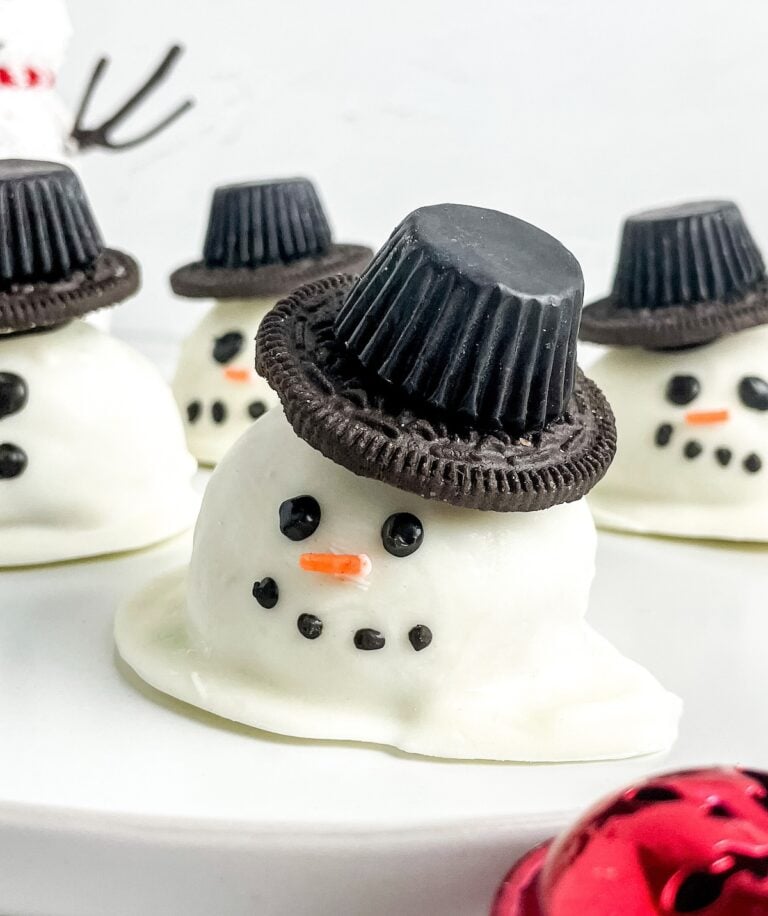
[580,200,768,349]
[0,159,139,334]
[170,177,372,300]
[256,204,616,512]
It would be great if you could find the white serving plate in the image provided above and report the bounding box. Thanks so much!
[1,519,767,916]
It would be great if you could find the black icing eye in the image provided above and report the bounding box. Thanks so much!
[381,512,424,557]
[739,376,768,411]
[279,496,321,541]
[666,375,700,406]
[212,331,245,365]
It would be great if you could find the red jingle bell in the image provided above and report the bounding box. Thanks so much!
[492,768,768,916]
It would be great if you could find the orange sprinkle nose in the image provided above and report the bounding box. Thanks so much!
[224,367,252,383]
[685,409,730,426]
[299,553,371,578]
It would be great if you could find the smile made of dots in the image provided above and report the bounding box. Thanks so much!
[251,577,433,652]
[655,424,762,473]
[186,399,267,425]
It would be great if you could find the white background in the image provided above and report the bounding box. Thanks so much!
[62,0,768,343]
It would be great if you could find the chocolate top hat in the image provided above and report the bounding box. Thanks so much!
[256,204,616,512]
[0,159,139,334]
[580,200,768,348]
[170,177,372,299]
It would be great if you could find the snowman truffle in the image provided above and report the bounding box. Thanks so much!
[0,0,72,160]
[582,201,768,541]
[0,159,197,566]
[116,203,680,762]
[170,178,372,466]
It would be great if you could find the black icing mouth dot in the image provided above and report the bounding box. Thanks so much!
[381,512,424,557]
[186,400,201,423]
[655,423,673,447]
[248,400,266,420]
[715,448,732,467]
[0,372,27,418]
[279,495,321,541]
[297,613,323,639]
[252,577,279,609]
[666,375,700,406]
[0,442,27,479]
[744,453,763,474]
[212,401,227,424]
[408,625,433,651]
[684,440,703,459]
[212,331,244,365]
[354,628,386,650]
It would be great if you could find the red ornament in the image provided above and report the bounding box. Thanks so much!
[492,768,768,915]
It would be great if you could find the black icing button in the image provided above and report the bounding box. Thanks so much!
[186,400,202,423]
[253,577,279,609]
[0,442,27,478]
[744,453,762,474]
[684,440,703,459]
[297,613,323,639]
[248,400,267,420]
[213,331,244,365]
[0,373,28,418]
[715,448,732,467]
[354,628,385,651]
[212,401,227,424]
[655,423,673,447]
[408,625,433,652]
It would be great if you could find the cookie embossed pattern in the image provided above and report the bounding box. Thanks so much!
[117,202,681,762]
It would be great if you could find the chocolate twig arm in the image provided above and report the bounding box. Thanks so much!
[71,55,109,142]
[70,44,194,152]
[101,98,194,151]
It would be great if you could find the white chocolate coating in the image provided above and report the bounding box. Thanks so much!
[0,0,73,160]
[172,298,280,466]
[117,407,680,762]
[0,320,198,566]
[588,324,768,541]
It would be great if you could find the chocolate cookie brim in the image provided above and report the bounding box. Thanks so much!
[169,243,373,300]
[0,249,139,334]
[256,276,617,513]
[580,281,768,348]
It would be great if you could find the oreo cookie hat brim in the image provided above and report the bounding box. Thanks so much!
[580,280,768,349]
[0,249,140,334]
[169,243,373,299]
[256,275,617,513]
